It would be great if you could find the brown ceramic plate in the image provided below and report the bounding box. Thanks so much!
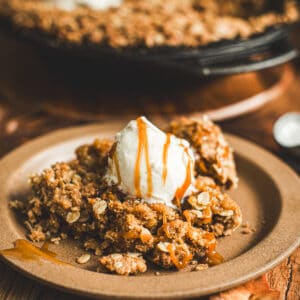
[0,122,300,299]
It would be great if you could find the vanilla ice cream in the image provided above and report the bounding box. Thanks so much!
[44,0,122,11]
[106,117,195,208]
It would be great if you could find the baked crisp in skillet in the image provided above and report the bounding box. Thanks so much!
[0,0,298,48]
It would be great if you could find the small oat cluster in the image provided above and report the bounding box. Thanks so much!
[11,118,242,275]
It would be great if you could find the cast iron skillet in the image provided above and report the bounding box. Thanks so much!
[0,16,298,77]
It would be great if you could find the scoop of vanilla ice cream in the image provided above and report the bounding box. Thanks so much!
[106,117,195,208]
[44,0,122,11]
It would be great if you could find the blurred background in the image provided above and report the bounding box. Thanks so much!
[0,0,299,167]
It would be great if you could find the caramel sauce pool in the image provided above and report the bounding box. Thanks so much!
[0,239,68,265]
[167,244,192,269]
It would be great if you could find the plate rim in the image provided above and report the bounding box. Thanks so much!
[0,122,299,299]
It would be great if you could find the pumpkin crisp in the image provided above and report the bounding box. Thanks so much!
[10,117,242,275]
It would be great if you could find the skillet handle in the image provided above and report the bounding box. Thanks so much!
[158,41,298,77]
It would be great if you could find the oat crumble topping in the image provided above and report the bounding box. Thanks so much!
[11,118,243,275]
[168,117,238,189]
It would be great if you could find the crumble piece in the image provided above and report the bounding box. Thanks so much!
[28,226,46,242]
[99,253,147,275]
[75,139,113,173]
[182,176,242,236]
[241,221,255,234]
[50,237,61,244]
[168,117,238,189]
[76,253,91,264]
[21,139,114,242]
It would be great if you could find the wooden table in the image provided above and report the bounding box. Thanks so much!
[0,29,299,300]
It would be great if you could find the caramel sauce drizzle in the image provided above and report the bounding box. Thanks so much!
[0,239,69,265]
[162,133,171,185]
[167,244,193,270]
[163,223,172,239]
[183,210,192,225]
[113,152,121,184]
[140,233,153,244]
[164,213,222,269]
[135,119,143,197]
[207,251,224,266]
[174,146,193,208]
[203,232,217,251]
[161,207,173,238]
[135,117,153,198]
[200,232,223,266]
[162,207,168,225]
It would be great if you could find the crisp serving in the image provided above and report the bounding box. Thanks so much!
[10,117,242,275]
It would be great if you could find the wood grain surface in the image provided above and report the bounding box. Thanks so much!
[0,27,299,300]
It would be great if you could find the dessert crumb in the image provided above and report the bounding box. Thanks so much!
[99,253,147,275]
[9,200,24,210]
[241,221,255,234]
[76,254,91,264]
[195,264,209,271]
[242,221,250,228]
[154,271,160,276]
